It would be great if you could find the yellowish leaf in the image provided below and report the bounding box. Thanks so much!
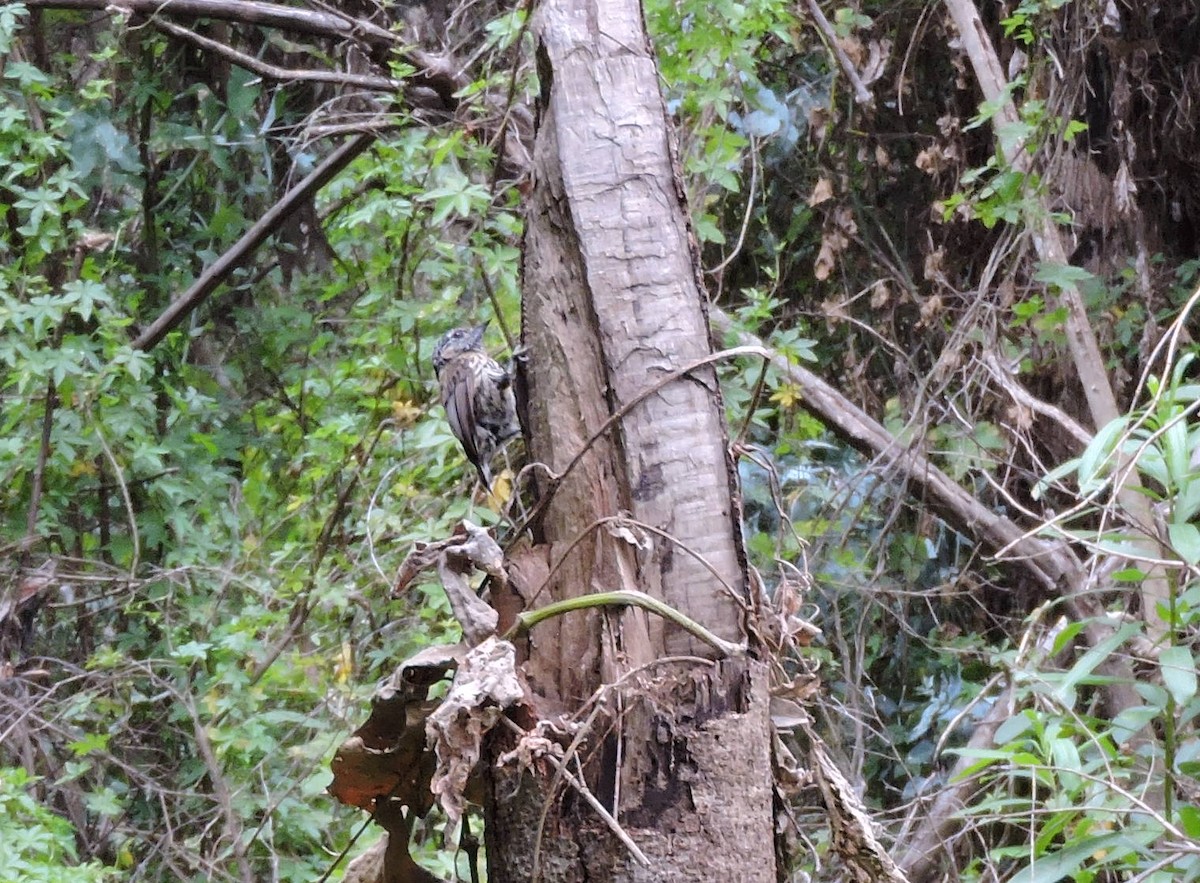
[486,469,514,510]
[770,383,802,409]
[334,641,354,685]
[391,398,422,427]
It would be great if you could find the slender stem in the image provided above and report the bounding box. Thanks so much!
[1163,568,1179,819]
[505,589,744,658]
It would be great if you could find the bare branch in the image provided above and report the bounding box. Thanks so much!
[711,310,1149,726]
[150,18,400,91]
[981,350,1093,448]
[28,0,468,109]
[800,0,875,106]
[24,0,399,49]
[942,0,1170,635]
[711,308,1080,592]
[131,132,376,351]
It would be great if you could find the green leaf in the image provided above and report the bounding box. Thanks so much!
[1033,261,1095,289]
[67,732,111,756]
[1057,621,1139,707]
[1179,805,1200,839]
[1110,567,1145,582]
[1075,416,1128,492]
[994,711,1034,745]
[693,213,725,244]
[172,640,212,662]
[1168,522,1200,565]
[1049,736,1081,793]
[1050,619,1086,656]
[1160,646,1198,706]
[1111,705,1160,745]
[1007,829,1159,883]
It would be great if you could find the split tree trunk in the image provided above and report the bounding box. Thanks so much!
[485,0,776,879]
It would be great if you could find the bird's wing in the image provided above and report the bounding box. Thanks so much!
[441,357,482,467]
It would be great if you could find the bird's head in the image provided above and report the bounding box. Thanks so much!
[432,322,487,374]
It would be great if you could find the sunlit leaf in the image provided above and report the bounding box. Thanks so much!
[1160,646,1198,706]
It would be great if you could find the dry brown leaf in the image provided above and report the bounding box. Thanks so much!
[870,280,891,309]
[814,237,841,281]
[837,35,865,66]
[392,521,502,645]
[814,207,857,281]
[76,230,116,251]
[1005,401,1034,433]
[808,176,834,206]
[1113,160,1138,216]
[772,732,812,796]
[918,293,944,325]
[770,696,811,730]
[426,637,524,823]
[860,39,892,86]
[923,247,946,283]
[915,146,944,175]
[820,298,849,323]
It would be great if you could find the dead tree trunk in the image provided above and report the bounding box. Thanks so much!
[485,0,776,879]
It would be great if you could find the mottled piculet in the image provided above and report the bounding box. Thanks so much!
[431,323,521,490]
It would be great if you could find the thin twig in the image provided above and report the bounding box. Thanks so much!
[91,418,141,577]
[25,377,56,541]
[980,350,1092,448]
[801,0,875,105]
[151,18,400,90]
[499,716,651,867]
[180,689,255,883]
[510,345,770,540]
[706,136,759,275]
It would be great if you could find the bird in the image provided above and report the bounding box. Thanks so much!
[431,322,522,491]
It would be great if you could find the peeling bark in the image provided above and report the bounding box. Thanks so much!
[520,0,746,677]
[487,659,775,883]
[489,0,775,878]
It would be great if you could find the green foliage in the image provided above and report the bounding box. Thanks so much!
[1001,0,1075,45]
[954,608,1200,882]
[956,328,1200,881]
[1035,351,1200,526]
[0,4,524,877]
[646,0,801,243]
[942,88,1084,230]
[3,0,1193,880]
[0,768,117,882]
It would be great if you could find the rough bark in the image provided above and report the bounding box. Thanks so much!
[520,0,746,668]
[488,0,774,879]
[487,659,774,883]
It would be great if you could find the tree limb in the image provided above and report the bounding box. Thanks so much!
[941,0,1170,634]
[150,18,400,91]
[131,132,375,351]
[25,0,400,49]
[27,0,468,109]
[800,0,875,106]
[713,309,1079,592]
[711,309,1147,723]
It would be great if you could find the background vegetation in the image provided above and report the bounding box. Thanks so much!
[2,0,1199,880]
